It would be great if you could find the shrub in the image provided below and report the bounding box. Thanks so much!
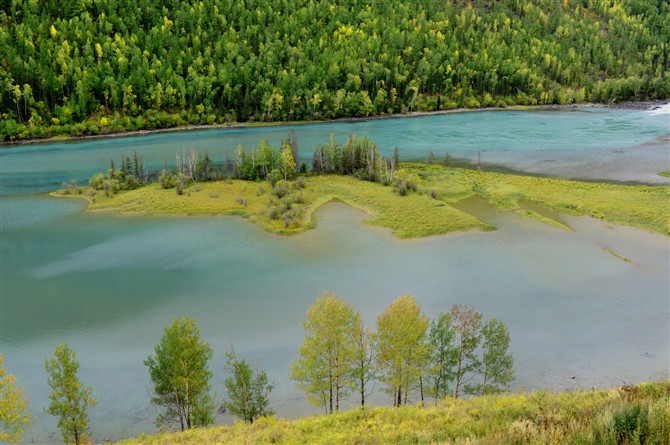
[272,181,290,199]
[267,169,282,186]
[159,170,175,189]
[88,174,105,190]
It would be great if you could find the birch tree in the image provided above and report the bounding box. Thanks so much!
[145,317,215,431]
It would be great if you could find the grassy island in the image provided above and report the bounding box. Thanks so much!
[119,381,669,445]
[54,164,670,238]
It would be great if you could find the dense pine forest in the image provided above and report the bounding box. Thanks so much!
[1,0,668,141]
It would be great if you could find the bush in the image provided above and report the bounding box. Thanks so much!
[613,405,649,444]
[272,181,290,199]
[88,173,105,190]
[268,206,280,220]
[267,169,282,186]
[159,170,175,189]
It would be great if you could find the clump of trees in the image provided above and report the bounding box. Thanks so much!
[2,292,513,442]
[312,134,396,184]
[291,292,515,412]
[144,317,274,431]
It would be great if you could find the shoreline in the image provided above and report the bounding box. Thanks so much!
[2,100,667,147]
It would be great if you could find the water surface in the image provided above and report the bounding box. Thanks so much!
[1,108,668,443]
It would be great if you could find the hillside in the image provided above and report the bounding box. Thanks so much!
[119,381,669,445]
[2,0,668,140]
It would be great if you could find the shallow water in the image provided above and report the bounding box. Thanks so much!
[1,108,669,443]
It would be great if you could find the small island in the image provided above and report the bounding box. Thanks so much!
[54,160,670,239]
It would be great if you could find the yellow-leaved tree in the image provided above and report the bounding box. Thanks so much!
[1,353,31,443]
[375,295,431,406]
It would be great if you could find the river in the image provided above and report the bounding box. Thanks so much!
[1,107,668,443]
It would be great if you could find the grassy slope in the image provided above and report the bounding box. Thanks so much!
[120,381,670,445]
[54,165,670,238]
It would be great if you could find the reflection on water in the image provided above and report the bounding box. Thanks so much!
[1,108,669,443]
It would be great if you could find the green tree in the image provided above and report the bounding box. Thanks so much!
[1,354,31,444]
[144,317,215,431]
[44,344,97,445]
[290,291,360,414]
[450,304,483,399]
[351,324,376,407]
[375,295,430,407]
[279,142,296,180]
[478,318,515,395]
[427,312,458,400]
[222,348,274,424]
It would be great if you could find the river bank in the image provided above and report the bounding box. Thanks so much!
[2,101,667,147]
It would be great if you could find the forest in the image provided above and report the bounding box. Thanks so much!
[1,0,668,141]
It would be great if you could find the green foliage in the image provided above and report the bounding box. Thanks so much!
[290,291,363,414]
[0,354,31,444]
[44,344,97,445]
[375,295,430,406]
[6,0,666,140]
[144,317,215,432]
[478,318,515,395]
[222,349,274,424]
[450,304,483,399]
[279,144,296,181]
[427,313,458,401]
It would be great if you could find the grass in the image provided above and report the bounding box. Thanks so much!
[514,209,573,231]
[659,171,670,178]
[52,164,670,238]
[118,380,670,445]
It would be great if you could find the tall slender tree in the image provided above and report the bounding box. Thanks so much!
[222,347,274,424]
[427,312,459,400]
[450,304,483,399]
[375,295,430,407]
[290,291,360,414]
[44,344,97,445]
[478,318,515,395]
[144,317,215,431]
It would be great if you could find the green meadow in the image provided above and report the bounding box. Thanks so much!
[55,164,670,238]
[119,381,669,445]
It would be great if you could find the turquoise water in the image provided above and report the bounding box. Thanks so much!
[1,108,669,443]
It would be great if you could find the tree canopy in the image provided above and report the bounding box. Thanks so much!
[2,0,668,140]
